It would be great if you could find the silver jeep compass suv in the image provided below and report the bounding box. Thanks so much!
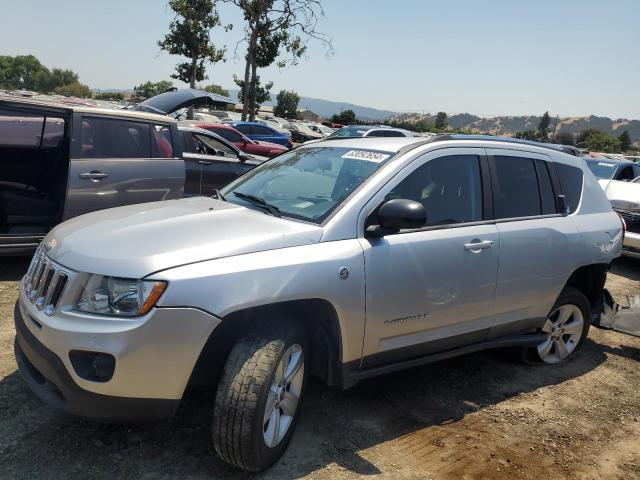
[14,135,623,471]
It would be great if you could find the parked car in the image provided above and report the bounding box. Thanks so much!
[584,158,640,182]
[0,94,187,255]
[14,135,622,472]
[307,123,335,137]
[596,179,640,258]
[328,125,416,138]
[231,121,293,148]
[288,122,324,143]
[0,92,263,255]
[189,122,287,158]
[178,125,265,196]
[255,118,290,135]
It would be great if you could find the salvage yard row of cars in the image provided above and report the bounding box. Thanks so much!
[0,89,635,472]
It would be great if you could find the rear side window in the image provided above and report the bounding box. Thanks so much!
[0,108,65,148]
[252,125,273,136]
[81,117,151,158]
[555,163,583,214]
[387,155,483,226]
[535,160,557,215]
[151,125,174,158]
[492,156,541,219]
[233,124,250,135]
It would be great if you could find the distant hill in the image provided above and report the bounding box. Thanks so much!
[392,112,640,143]
[227,89,397,121]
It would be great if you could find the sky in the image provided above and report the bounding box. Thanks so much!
[1,0,639,119]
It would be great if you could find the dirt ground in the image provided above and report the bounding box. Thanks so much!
[0,256,639,480]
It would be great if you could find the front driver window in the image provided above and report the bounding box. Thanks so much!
[387,155,483,226]
[194,134,237,158]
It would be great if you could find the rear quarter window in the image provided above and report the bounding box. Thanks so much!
[555,163,583,214]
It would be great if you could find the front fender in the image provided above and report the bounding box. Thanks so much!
[153,240,366,364]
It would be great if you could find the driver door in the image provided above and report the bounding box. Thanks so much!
[359,148,500,368]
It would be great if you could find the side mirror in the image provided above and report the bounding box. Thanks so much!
[215,150,226,157]
[239,153,250,162]
[366,199,427,237]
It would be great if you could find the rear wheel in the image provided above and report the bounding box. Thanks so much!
[525,288,591,364]
[212,326,307,472]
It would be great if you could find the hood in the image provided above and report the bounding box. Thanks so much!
[135,89,235,115]
[47,197,323,278]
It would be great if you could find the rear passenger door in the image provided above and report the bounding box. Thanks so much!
[486,149,580,337]
[65,115,185,219]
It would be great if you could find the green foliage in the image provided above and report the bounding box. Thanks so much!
[53,82,92,98]
[0,55,82,94]
[618,131,632,152]
[201,83,229,97]
[331,109,357,125]
[581,130,621,153]
[514,130,540,141]
[131,80,174,102]
[555,131,575,146]
[93,92,125,101]
[234,75,272,114]
[274,90,300,119]
[158,0,229,88]
[434,112,448,130]
[537,111,551,142]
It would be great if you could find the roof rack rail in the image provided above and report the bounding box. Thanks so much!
[399,134,582,157]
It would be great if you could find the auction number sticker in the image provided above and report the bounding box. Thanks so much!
[341,150,390,163]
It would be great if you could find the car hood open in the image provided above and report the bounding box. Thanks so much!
[135,89,235,115]
[46,197,323,278]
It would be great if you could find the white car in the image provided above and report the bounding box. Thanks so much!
[598,179,640,258]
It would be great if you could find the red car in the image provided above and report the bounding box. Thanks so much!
[192,122,288,158]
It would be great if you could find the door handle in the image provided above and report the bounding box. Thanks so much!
[464,240,494,252]
[79,171,108,180]
[197,160,212,165]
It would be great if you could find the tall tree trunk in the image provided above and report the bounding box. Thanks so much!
[249,59,258,121]
[242,27,259,121]
[187,55,198,120]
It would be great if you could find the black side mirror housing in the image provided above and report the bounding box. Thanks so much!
[366,199,427,237]
[239,153,250,162]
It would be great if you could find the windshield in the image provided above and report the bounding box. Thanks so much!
[221,146,394,223]
[328,126,370,138]
[585,159,617,180]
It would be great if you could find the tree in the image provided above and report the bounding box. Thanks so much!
[234,74,272,115]
[576,128,600,147]
[619,131,632,152]
[331,109,357,125]
[53,82,92,98]
[131,80,174,102]
[434,112,448,130]
[537,111,551,142]
[274,90,300,119]
[201,83,229,97]
[579,130,621,153]
[0,55,84,94]
[514,130,539,141]
[93,91,125,101]
[555,131,575,146]
[227,0,332,121]
[158,0,229,89]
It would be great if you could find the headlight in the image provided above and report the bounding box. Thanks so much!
[76,275,166,317]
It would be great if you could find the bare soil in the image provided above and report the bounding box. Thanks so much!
[0,256,639,479]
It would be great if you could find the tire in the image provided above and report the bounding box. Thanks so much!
[523,287,591,364]
[212,325,308,472]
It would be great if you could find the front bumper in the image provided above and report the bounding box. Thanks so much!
[15,284,221,419]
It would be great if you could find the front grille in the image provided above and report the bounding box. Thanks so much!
[618,210,640,234]
[23,250,69,316]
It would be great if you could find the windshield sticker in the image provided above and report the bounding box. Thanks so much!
[342,150,390,163]
[598,162,615,167]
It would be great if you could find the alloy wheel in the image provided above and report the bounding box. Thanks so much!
[263,344,304,448]
[537,304,584,364]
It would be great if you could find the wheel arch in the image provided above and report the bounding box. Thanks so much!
[187,298,345,390]
[562,262,609,316]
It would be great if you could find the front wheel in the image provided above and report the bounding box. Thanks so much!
[212,326,307,472]
[525,287,591,364]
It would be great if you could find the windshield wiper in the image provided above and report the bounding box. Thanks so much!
[233,191,281,217]
[210,189,226,201]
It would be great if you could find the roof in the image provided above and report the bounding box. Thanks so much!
[583,157,635,165]
[0,93,175,123]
